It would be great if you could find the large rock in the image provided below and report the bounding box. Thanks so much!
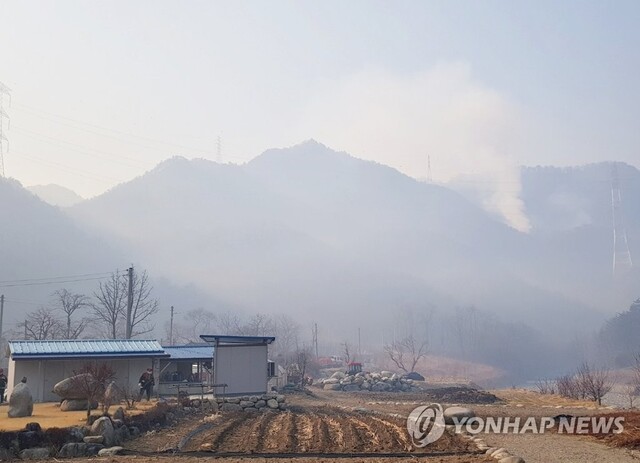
[83,435,104,444]
[331,371,346,380]
[343,384,360,392]
[220,403,242,412]
[443,406,475,425]
[60,399,97,411]
[18,448,49,460]
[90,417,115,446]
[380,371,394,378]
[266,399,279,409]
[98,446,124,456]
[404,371,425,381]
[53,374,97,400]
[323,378,339,385]
[325,383,342,391]
[9,383,33,418]
[59,442,104,457]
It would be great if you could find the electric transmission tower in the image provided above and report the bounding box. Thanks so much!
[0,81,11,178]
[611,163,633,276]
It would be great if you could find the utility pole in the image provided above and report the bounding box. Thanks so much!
[0,294,4,342]
[312,322,318,358]
[126,266,134,339]
[169,305,175,345]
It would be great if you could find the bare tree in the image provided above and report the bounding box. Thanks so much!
[213,311,243,335]
[70,362,117,423]
[577,362,613,406]
[342,341,352,364]
[623,382,637,408]
[165,307,216,344]
[240,313,274,336]
[129,270,159,337]
[53,289,89,339]
[384,334,428,373]
[24,308,63,340]
[92,272,127,339]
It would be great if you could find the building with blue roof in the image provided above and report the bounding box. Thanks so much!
[7,339,168,402]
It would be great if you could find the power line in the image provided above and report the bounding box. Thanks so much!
[0,275,114,288]
[0,80,11,177]
[13,103,251,162]
[0,271,116,285]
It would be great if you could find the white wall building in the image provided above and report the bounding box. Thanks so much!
[7,340,168,402]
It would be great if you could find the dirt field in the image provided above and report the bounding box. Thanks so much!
[119,391,493,463]
[0,401,154,431]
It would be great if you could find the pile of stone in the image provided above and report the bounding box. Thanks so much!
[214,393,286,412]
[316,371,419,392]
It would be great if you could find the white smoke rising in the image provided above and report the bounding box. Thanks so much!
[294,63,531,232]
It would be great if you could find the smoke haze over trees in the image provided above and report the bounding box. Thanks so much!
[1,141,639,383]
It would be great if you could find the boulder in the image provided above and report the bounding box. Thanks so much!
[60,399,97,411]
[18,448,49,460]
[83,435,104,444]
[404,371,425,381]
[98,446,124,456]
[220,403,242,412]
[371,382,388,392]
[276,395,285,403]
[113,406,125,421]
[331,371,346,380]
[361,381,371,390]
[58,443,103,458]
[53,374,97,399]
[90,416,115,446]
[104,382,122,407]
[226,397,241,404]
[266,399,279,409]
[443,406,475,425]
[255,400,267,408]
[326,383,342,391]
[9,383,33,418]
[240,400,254,408]
[343,384,360,392]
[19,448,47,460]
[323,378,339,385]
[380,371,394,378]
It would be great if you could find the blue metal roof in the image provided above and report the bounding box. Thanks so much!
[200,335,275,345]
[9,339,168,359]
[162,345,214,360]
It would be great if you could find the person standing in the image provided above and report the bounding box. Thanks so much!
[138,367,155,401]
[0,369,7,403]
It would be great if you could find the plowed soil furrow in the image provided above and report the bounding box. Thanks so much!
[347,414,382,448]
[311,411,333,452]
[367,415,413,451]
[283,411,299,452]
[261,411,290,451]
[200,413,251,451]
[243,411,272,453]
[295,412,315,452]
[323,413,346,450]
[214,412,265,452]
[334,413,365,452]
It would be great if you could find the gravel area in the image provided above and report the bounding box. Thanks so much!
[482,432,640,463]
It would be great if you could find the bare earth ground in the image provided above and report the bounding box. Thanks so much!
[475,389,640,463]
[28,387,640,463]
[0,401,154,431]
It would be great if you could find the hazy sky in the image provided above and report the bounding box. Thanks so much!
[1,0,639,211]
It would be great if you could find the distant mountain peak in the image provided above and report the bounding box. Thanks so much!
[27,184,84,208]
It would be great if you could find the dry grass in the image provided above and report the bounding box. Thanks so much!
[0,400,156,431]
[491,388,601,408]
